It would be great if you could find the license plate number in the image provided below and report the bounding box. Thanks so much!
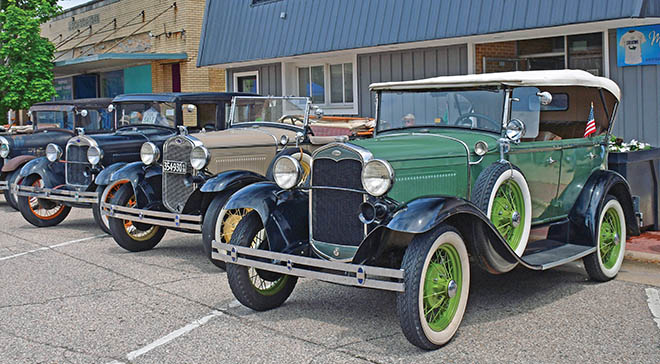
[163,160,187,174]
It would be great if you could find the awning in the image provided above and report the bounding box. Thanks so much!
[53,53,188,77]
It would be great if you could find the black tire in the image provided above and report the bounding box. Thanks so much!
[201,191,234,270]
[107,183,166,252]
[265,148,312,185]
[226,211,297,311]
[397,225,470,350]
[583,195,626,282]
[471,162,532,268]
[92,185,110,234]
[17,174,71,227]
[3,169,21,211]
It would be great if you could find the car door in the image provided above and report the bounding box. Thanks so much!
[507,87,563,223]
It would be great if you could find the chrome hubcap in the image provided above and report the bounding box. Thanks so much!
[447,280,457,298]
[511,211,521,227]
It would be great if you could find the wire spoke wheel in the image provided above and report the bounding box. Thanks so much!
[122,195,159,241]
[423,244,463,331]
[491,179,525,251]
[599,205,622,269]
[28,178,66,220]
[221,208,252,243]
[247,228,289,295]
[107,183,165,252]
[584,195,626,281]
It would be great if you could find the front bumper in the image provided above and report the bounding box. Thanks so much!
[0,180,7,191]
[100,202,202,231]
[15,185,98,204]
[212,241,405,292]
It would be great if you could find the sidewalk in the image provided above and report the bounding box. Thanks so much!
[626,231,660,264]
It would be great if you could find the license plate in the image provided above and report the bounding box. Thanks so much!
[163,160,187,174]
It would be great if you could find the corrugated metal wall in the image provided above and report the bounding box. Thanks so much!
[358,45,468,116]
[227,63,282,96]
[199,0,660,66]
[609,30,660,146]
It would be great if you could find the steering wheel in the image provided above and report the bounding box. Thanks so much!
[455,113,499,129]
[278,114,305,126]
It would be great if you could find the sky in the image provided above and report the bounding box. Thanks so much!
[58,0,92,10]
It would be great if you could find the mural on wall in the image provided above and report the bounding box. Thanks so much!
[617,24,660,66]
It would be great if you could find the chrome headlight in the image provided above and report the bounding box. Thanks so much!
[361,159,394,197]
[273,155,302,190]
[190,145,210,171]
[0,137,9,158]
[87,145,103,165]
[140,142,160,166]
[46,144,63,162]
[474,141,489,156]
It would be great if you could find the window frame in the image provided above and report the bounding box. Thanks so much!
[233,71,259,94]
[292,57,358,115]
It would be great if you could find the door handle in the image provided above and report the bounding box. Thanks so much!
[547,157,556,165]
[588,152,597,160]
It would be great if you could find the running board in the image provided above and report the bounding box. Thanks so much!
[521,240,596,270]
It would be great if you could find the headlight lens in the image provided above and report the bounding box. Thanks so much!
[140,142,160,165]
[0,137,9,158]
[273,155,302,190]
[87,145,103,165]
[46,144,62,162]
[361,159,394,197]
[190,146,210,170]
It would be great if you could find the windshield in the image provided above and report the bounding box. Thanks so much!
[117,102,176,128]
[34,111,74,130]
[230,97,309,128]
[377,89,505,133]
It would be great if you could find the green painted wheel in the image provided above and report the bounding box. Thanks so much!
[397,225,470,349]
[247,228,290,296]
[423,243,463,331]
[491,180,526,251]
[584,196,626,282]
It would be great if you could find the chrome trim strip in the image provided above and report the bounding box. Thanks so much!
[101,202,202,231]
[0,180,7,191]
[212,241,404,292]
[15,185,98,204]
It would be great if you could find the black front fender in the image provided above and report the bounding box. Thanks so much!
[352,196,520,273]
[18,157,64,187]
[95,162,127,186]
[200,170,267,193]
[224,182,309,254]
[569,169,640,244]
[106,162,162,209]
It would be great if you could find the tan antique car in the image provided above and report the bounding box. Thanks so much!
[101,96,371,267]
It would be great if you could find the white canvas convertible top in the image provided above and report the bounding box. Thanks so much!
[370,70,621,101]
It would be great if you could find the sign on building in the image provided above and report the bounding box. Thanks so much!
[617,24,660,66]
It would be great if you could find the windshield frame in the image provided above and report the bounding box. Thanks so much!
[114,101,179,130]
[375,87,506,137]
[228,96,311,131]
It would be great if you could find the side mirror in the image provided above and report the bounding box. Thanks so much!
[107,104,115,113]
[505,118,526,143]
[79,109,88,117]
[537,91,553,106]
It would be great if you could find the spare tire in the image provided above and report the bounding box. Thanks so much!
[472,162,532,257]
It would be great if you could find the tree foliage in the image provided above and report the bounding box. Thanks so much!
[0,0,60,121]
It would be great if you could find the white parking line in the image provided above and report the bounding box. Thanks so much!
[107,310,224,364]
[646,288,660,330]
[0,234,107,261]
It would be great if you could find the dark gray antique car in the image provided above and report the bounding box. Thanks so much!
[1,98,113,210]
[14,92,247,232]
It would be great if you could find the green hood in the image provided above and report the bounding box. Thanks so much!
[349,130,499,202]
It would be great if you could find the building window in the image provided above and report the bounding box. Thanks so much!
[233,71,259,93]
[251,0,281,6]
[297,62,354,105]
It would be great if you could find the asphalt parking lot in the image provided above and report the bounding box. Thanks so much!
[1,199,659,364]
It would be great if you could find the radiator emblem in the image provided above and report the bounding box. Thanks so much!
[331,150,341,157]
[333,247,340,257]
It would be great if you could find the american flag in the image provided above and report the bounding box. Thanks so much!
[584,102,596,137]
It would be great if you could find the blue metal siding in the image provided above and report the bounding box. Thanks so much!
[198,0,660,66]
[609,30,660,146]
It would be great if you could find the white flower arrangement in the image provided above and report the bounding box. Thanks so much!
[608,136,653,152]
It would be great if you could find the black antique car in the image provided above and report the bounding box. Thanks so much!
[1,98,113,210]
[14,92,246,232]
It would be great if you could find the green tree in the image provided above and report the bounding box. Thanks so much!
[0,0,60,124]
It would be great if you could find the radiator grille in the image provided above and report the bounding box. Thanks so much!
[162,136,194,213]
[66,144,91,186]
[311,158,364,247]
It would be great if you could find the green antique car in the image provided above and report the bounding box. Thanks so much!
[211,70,639,349]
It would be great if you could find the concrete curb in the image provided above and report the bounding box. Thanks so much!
[625,250,660,264]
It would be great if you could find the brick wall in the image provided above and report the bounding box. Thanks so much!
[475,41,517,73]
[42,0,225,93]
